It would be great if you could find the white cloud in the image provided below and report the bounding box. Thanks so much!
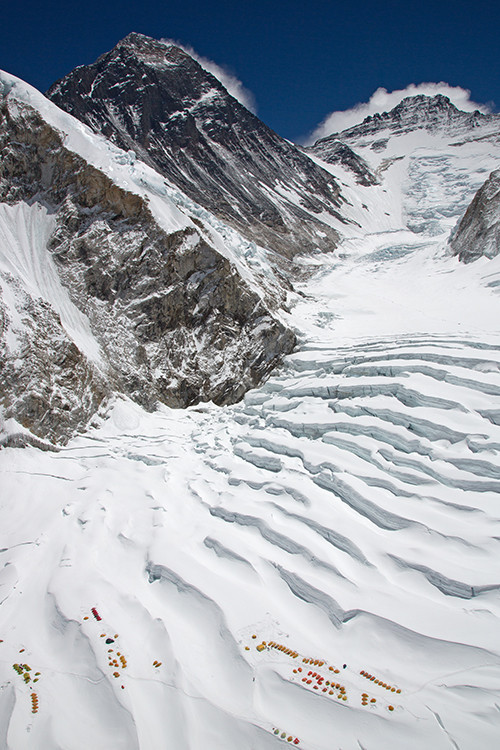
[160,39,256,113]
[304,82,492,146]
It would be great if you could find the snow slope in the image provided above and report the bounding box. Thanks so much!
[1,212,500,749]
[0,201,103,364]
[308,97,500,244]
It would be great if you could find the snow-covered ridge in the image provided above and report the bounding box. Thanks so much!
[0,70,193,236]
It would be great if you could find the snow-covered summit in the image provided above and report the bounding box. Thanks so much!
[315,93,500,145]
[308,92,500,240]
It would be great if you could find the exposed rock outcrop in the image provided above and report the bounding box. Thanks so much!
[307,139,378,186]
[449,170,500,262]
[0,276,109,443]
[0,87,295,443]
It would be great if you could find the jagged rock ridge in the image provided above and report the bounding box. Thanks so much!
[47,33,346,258]
[319,94,500,146]
[306,139,379,186]
[450,169,500,261]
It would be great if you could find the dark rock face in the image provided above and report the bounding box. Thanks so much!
[307,139,378,186]
[450,170,500,262]
[47,33,344,258]
[0,94,295,443]
[0,98,110,442]
[0,278,108,444]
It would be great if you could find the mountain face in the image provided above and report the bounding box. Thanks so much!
[309,93,500,240]
[450,169,500,261]
[315,94,500,144]
[46,33,345,258]
[0,73,295,443]
[2,44,500,750]
[3,61,500,445]
[305,139,379,186]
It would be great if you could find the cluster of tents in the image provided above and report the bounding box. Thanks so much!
[360,670,401,694]
[273,729,300,744]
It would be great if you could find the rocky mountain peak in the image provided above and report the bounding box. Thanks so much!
[49,33,223,122]
[378,93,484,130]
[113,31,177,56]
[317,93,497,147]
[96,32,217,92]
[47,34,345,258]
[73,31,182,66]
[388,93,458,117]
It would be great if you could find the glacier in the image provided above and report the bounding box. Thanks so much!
[2,219,500,749]
[1,44,500,750]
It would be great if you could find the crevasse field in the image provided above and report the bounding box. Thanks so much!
[1,74,500,750]
[3,244,500,749]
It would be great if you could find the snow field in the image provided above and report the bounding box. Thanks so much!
[2,290,500,748]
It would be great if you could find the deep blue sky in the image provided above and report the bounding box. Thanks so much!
[1,0,498,142]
